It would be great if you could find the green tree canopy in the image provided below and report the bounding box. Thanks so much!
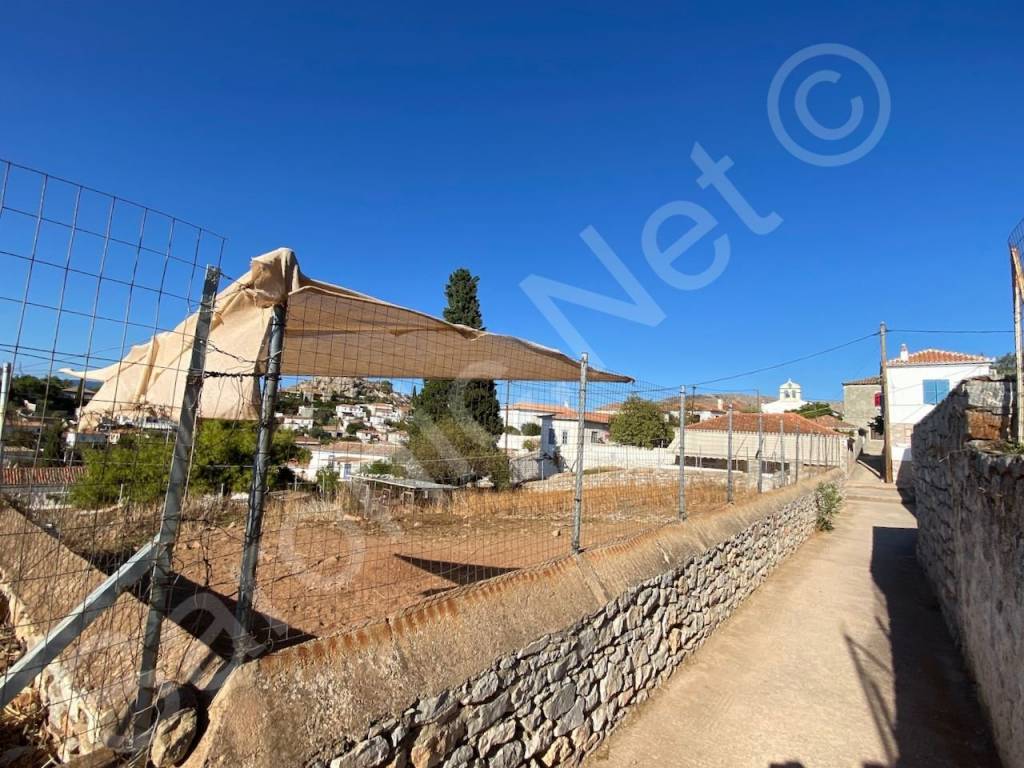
[609,396,673,448]
[794,402,834,419]
[406,417,510,489]
[70,420,309,508]
[995,352,1017,377]
[414,268,503,435]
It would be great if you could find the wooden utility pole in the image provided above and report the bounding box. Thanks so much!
[879,322,894,484]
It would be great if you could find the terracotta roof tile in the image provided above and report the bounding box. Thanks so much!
[689,411,840,436]
[842,375,881,386]
[888,348,993,367]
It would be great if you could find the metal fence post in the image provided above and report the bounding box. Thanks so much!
[756,393,763,494]
[234,302,287,659]
[135,266,220,735]
[726,403,734,503]
[779,418,786,487]
[794,422,801,483]
[678,385,686,520]
[571,353,588,553]
[0,361,11,472]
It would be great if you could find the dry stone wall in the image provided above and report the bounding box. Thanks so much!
[913,378,1024,768]
[188,474,838,768]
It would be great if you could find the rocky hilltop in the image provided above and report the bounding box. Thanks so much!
[286,376,410,404]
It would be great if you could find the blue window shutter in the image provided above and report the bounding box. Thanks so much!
[922,379,950,405]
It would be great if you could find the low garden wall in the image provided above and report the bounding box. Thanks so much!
[186,470,842,768]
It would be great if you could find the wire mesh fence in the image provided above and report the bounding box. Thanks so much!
[0,159,856,761]
[0,158,227,759]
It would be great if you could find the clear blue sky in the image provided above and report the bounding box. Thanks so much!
[2,1,1021,400]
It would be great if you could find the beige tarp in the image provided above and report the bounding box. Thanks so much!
[64,248,630,424]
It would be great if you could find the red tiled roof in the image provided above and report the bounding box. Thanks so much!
[689,412,840,436]
[511,402,612,425]
[888,349,993,367]
[2,466,85,486]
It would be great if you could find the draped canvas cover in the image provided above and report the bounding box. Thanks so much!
[65,249,630,425]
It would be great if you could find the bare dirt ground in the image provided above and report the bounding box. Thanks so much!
[162,477,751,649]
[19,473,764,660]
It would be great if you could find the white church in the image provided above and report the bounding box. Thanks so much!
[761,379,807,414]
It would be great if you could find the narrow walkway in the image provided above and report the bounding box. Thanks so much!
[586,455,1000,768]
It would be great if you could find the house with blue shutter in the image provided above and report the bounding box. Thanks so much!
[885,344,994,486]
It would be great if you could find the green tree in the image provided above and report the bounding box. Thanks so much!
[413,269,503,435]
[70,421,309,508]
[9,375,78,418]
[795,402,834,419]
[520,422,542,436]
[609,396,673,448]
[406,417,510,489]
[995,352,1017,377]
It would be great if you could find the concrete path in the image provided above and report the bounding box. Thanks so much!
[586,455,1001,768]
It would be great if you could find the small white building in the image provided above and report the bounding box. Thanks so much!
[296,442,402,481]
[281,415,314,431]
[761,379,807,414]
[885,345,994,485]
[335,403,366,419]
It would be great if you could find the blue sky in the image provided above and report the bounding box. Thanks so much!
[2,1,1021,400]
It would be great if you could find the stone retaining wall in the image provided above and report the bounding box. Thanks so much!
[912,378,1024,768]
[186,471,842,768]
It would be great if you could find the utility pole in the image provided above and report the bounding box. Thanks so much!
[879,322,894,483]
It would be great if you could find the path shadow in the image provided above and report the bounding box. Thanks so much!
[852,526,1002,767]
[395,554,518,587]
[856,451,883,478]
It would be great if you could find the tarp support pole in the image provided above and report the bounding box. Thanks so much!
[135,265,220,737]
[234,302,286,660]
[571,353,588,554]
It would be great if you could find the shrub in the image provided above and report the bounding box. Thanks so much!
[815,481,842,531]
[522,438,537,451]
[406,416,511,489]
[520,422,542,437]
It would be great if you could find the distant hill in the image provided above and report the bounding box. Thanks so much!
[284,376,409,405]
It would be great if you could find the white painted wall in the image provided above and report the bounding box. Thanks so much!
[886,363,992,462]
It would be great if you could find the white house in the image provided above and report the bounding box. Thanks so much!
[885,345,994,485]
[761,379,807,414]
[281,415,314,431]
[336,403,365,419]
[295,442,402,481]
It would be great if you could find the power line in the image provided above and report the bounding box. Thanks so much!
[693,332,879,388]
[887,328,1011,335]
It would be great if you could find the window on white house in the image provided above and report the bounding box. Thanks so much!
[922,379,950,405]
[561,430,568,445]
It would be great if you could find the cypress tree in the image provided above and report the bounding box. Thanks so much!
[414,269,504,435]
